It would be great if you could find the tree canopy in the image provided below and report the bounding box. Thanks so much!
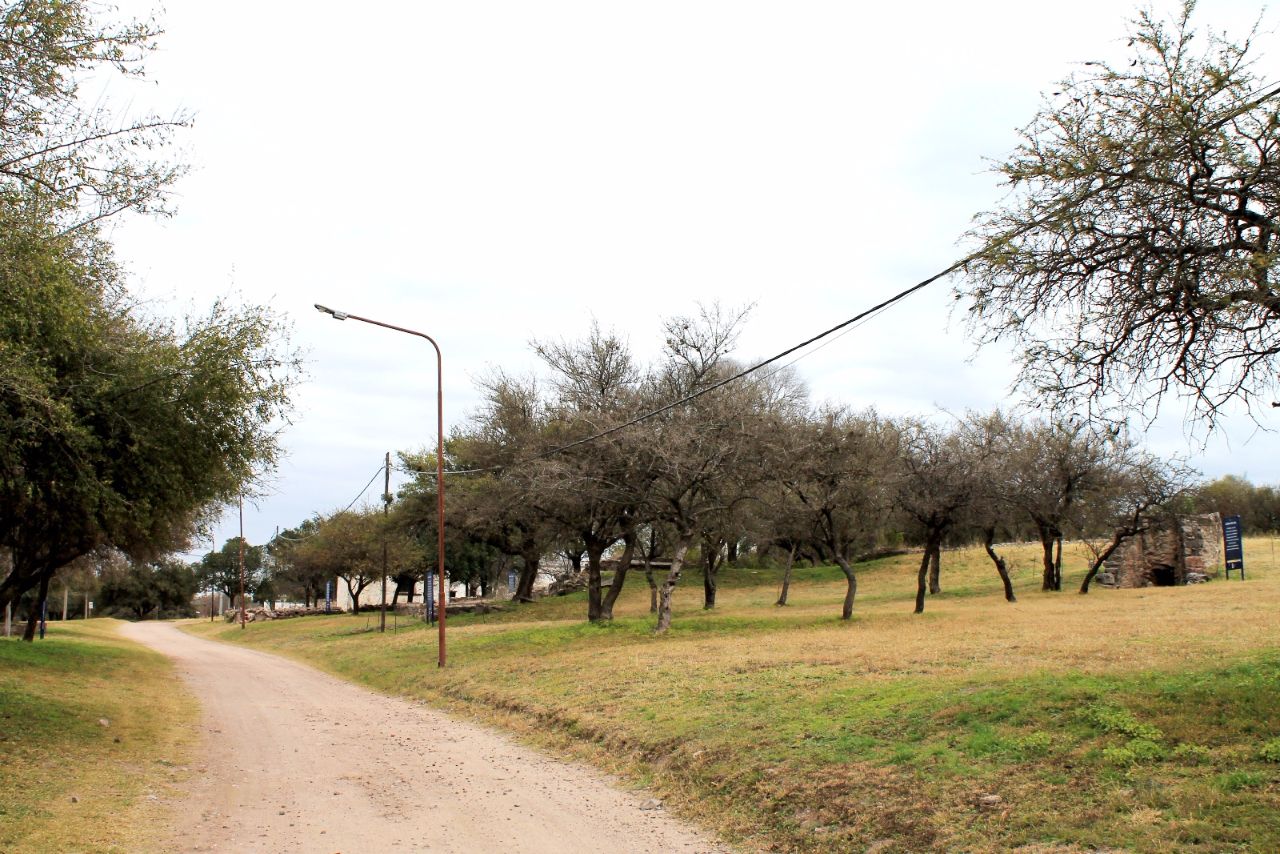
[961,1,1280,427]
[0,0,187,230]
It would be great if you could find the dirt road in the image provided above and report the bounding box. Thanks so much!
[121,621,730,854]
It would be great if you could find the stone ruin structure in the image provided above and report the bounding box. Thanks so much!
[1098,512,1223,588]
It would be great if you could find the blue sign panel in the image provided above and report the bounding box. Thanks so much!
[1223,515,1245,578]
[426,572,436,623]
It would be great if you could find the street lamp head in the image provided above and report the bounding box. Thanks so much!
[314,303,349,321]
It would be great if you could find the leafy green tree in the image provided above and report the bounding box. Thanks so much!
[291,509,417,615]
[97,557,197,620]
[0,215,298,639]
[0,2,292,640]
[196,538,266,610]
[267,519,329,606]
[961,3,1280,427]
[1194,475,1280,533]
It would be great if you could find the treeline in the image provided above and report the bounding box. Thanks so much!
[1188,476,1280,535]
[264,308,1205,631]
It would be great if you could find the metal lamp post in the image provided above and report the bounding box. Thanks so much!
[315,304,448,667]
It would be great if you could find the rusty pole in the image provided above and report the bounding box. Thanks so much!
[314,305,448,667]
[238,496,246,630]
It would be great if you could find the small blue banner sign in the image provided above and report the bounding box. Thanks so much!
[426,572,436,622]
[1222,514,1245,578]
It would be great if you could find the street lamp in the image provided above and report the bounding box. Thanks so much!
[315,304,449,667]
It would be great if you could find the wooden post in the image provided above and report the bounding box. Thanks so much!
[62,585,69,620]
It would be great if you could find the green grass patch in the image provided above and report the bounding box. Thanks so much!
[0,620,197,853]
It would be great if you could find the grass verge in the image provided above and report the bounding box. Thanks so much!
[0,619,198,853]
[186,536,1280,853]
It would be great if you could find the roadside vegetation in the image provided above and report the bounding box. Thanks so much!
[188,537,1280,853]
[0,620,197,853]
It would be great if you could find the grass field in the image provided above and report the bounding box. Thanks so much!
[0,619,198,853]
[187,536,1280,853]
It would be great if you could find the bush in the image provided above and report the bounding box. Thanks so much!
[1103,738,1165,766]
[1258,738,1280,763]
[1084,704,1164,742]
[1010,731,1054,757]
[1172,743,1213,764]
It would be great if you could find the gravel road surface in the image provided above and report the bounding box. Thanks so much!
[121,621,730,854]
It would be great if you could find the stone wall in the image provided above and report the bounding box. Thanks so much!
[1103,513,1222,587]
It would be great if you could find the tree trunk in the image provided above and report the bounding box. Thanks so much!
[834,554,857,619]
[928,543,941,595]
[727,539,739,566]
[1080,530,1133,593]
[982,527,1017,603]
[514,555,539,603]
[655,534,694,634]
[23,570,52,642]
[702,535,724,609]
[645,557,658,613]
[775,544,797,606]
[1053,536,1063,591]
[585,543,606,622]
[913,533,940,614]
[1037,523,1057,591]
[600,533,637,621]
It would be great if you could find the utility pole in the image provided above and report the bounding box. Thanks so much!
[239,496,246,630]
[62,584,68,621]
[209,534,217,622]
[381,451,390,634]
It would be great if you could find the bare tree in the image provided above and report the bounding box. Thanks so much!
[649,305,758,634]
[780,407,898,619]
[962,411,1020,603]
[532,323,656,621]
[1009,420,1127,591]
[961,3,1280,428]
[1077,449,1196,593]
[896,419,989,614]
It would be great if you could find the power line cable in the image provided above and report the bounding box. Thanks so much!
[273,464,388,541]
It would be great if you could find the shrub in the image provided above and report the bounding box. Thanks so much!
[1172,743,1212,764]
[1103,738,1165,766]
[1258,738,1280,763]
[1010,731,1053,757]
[1084,704,1164,742]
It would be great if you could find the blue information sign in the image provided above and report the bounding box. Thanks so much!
[426,572,436,623]
[1223,515,1245,579]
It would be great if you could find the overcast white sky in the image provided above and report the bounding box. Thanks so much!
[101,0,1278,553]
